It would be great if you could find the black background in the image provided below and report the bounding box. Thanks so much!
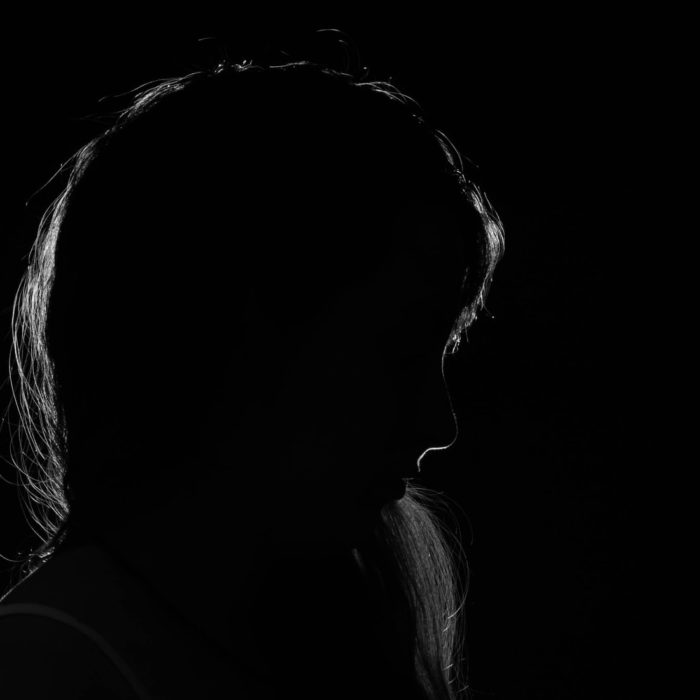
[0,15,641,700]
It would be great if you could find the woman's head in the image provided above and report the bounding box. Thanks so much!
[24,59,501,537]
[9,55,504,699]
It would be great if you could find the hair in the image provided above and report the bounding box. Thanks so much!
[2,43,504,700]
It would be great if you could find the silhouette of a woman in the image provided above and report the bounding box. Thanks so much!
[0,42,503,700]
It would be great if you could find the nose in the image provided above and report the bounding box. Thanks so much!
[415,357,459,472]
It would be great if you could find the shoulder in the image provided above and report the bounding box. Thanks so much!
[0,609,136,699]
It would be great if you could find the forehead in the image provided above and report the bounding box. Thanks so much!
[328,200,467,337]
[381,200,466,302]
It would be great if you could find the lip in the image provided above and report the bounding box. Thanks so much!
[354,449,419,510]
[359,475,407,509]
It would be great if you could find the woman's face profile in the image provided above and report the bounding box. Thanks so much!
[203,200,467,552]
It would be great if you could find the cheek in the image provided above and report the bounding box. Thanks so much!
[333,352,404,443]
[272,339,404,462]
[382,351,449,435]
[316,360,404,453]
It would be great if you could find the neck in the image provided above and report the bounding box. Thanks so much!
[92,468,373,691]
[95,472,270,672]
